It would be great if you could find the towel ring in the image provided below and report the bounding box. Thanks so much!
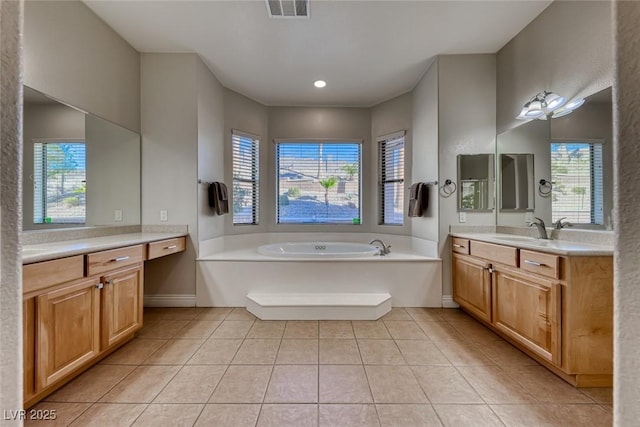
[439,179,457,198]
[538,179,553,196]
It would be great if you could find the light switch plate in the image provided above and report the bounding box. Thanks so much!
[114,209,123,222]
[160,210,168,222]
[459,212,467,223]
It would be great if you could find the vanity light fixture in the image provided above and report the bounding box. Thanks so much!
[314,80,326,88]
[550,97,586,119]
[516,91,568,120]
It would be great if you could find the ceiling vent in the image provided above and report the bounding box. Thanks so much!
[266,0,309,18]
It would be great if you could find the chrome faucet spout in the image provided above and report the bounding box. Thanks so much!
[369,239,391,256]
[554,217,573,229]
[528,217,549,239]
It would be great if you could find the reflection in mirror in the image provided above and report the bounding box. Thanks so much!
[23,86,141,230]
[496,87,613,229]
[500,154,534,211]
[457,154,495,211]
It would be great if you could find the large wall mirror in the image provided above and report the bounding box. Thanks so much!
[457,154,495,211]
[496,87,613,229]
[23,86,141,230]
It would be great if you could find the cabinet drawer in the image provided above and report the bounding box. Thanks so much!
[87,245,144,277]
[452,238,470,255]
[520,250,560,279]
[470,240,518,267]
[23,255,84,294]
[148,237,186,260]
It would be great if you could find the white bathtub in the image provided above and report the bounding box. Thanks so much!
[196,233,443,310]
[258,242,379,258]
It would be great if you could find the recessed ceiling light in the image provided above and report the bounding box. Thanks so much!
[314,80,326,88]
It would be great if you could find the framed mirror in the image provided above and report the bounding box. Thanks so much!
[496,87,613,229]
[23,86,141,230]
[499,153,534,211]
[457,154,495,211]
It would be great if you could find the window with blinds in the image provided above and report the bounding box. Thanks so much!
[232,131,259,225]
[379,134,405,225]
[276,141,361,224]
[33,141,86,224]
[550,141,604,224]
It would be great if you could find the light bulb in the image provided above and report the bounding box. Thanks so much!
[545,92,567,111]
[564,98,585,110]
[314,80,326,88]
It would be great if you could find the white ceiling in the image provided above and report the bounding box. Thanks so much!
[85,0,552,107]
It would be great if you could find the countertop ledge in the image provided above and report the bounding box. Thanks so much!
[450,232,613,256]
[22,232,188,264]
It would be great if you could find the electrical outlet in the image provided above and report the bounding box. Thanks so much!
[525,211,534,223]
[114,209,123,222]
[459,212,467,223]
[160,210,168,222]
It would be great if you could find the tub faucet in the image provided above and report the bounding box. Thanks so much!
[528,217,549,240]
[370,239,391,256]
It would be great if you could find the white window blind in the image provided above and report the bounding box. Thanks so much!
[379,134,405,225]
[232,131,259,225]
[276,141,361,224]
[550,141,604,224]
[33,141,86,224]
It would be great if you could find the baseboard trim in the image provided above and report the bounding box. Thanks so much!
[442,295,460,308]
[144,294,196,308]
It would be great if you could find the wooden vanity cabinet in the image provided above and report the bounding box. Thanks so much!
[451,237,612,387]
[100,264,144,350]
[491,264,561,365]
[36,277,102,390]
[452,253,492,323]
[23,237,185,408]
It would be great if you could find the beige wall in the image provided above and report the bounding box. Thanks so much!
[24,1,140,132]
[0,0,24,412]
[614,1,640,423]
[196,59,226,242]
[437,54,497,298]
[497,1,613,134]
[22,103,85,230]
[142,53,226,298]
[223,89,269,235]
[266,106,372,233]
[371,92,413,236]
[141,53,199,297]
[411,60,439,242]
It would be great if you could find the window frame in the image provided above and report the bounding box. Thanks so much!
[33,138,86,225]
[274,138,363,225]
[550,138,604,226]
[232,130,260,225]
[378,131,406,226]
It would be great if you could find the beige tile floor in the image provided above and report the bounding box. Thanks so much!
[28,307,612,426]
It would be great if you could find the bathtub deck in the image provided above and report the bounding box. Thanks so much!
[246,292,392,320]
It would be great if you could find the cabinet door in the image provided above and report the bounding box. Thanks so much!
[101,264,144,350]
[492,265,561,365]
[24,298,35,401]
[452,253,492,323]
[36,278,101,390]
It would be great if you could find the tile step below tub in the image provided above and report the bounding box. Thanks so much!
[245,292,392,320]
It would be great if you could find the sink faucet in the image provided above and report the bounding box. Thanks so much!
[528,217,549,240]
[554,217,573,229]
[370,239,391,256]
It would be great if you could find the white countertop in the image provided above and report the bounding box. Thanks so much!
[22,232,188,264]
[450,232,613,256]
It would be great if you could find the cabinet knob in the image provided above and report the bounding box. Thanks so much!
[96,283,104,289]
